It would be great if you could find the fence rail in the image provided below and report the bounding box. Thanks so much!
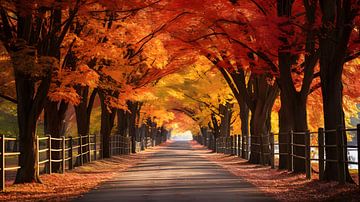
[0,133,164,191]
[194,124,360,185]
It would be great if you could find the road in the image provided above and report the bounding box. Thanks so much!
[74,141,276,202]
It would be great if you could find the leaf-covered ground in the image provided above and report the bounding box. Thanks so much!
[0,146,163,202]
[191,141,360,202]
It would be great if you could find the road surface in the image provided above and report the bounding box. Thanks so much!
[74,141,275,202]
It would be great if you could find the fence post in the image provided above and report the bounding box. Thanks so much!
[305,130,311,179]
[241,134,249,159]
[110,136,113,157]
[228,136,231,155]
[36,135,40,177]
[357,124,360,186]
[228,136,231,154]
[228,137,230,154]
[219,137,222,153]
[228,136,230,154]
[220,137,222,153]
[69,136,73,170]
[62,136,66,173]
[241,134,244,158]
[229,137,232,154]
[129,137,132,155]
[118,135,122,155]
[207,133,210,148]
[48,135,52,174]
[114,135,116,155]
[235,135,238,156]
[88,134,91,163]
[222,137,224,153]
[336,126,345,184]
[236,135,238,155]
[288,130,293,171]
[318,128,324,180]
[79,135,83,166]
[94,135,97,161]
[116,135,119,155]
[270,133,275,169]
[1,134,5,191]
[232,136,236,155]
[120,136,123,155]
[232,136,234,154]
[236,135,239,156]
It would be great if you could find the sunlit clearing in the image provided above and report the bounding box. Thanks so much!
[170,130,193,141]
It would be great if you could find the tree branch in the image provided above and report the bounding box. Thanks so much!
[0,93,17,104]
[345,51,360,62]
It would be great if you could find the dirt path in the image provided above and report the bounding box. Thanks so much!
[74,141,275,202]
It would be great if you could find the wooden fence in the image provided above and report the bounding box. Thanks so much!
[0,134,134,191]
[195,124,360,185]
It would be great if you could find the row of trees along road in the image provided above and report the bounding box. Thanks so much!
[0,0,193,183]
[160,0,359,182]
[0,0,359,185]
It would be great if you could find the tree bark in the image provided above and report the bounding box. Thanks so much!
[75,87,97,136]
[117,109,128,136]
[14,72,47,183]
[248,75,278,165]
[239,98,249,158]
[127,101,142,153]
[99,92,116,158]
[44,100,68,173]
[219,102,233,138]
[319,0,354,182]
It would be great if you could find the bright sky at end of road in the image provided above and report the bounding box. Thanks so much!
[170,131,193,141]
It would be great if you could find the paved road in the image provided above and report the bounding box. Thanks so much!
[74,141,275,202]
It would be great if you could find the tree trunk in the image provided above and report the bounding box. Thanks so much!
[249,101,273,165]
[117,109,128,136]
[127,101,142,153]
[277,0,319,172]
[278,91,308,172]
[139,124,146,150]
[15,118,40,183]
[249,75,278,165]
[200,127,208,146]
[239,98,249,158]
[149,120,157,147]
[44,100,68,173]
[319,0,354,182]
[278,52,309,172]
[14,72,48,183]
[210,113,220,152]
[278,107,288,169]
[219,102,233,138]
[321,80,351,181]
[277,0,295,170]
[75,87,97,136]
[99,92,116,158]
[74,87,97,163]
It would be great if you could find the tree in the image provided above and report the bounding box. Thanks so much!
[319,0,359,182]
[0,1,80,183]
